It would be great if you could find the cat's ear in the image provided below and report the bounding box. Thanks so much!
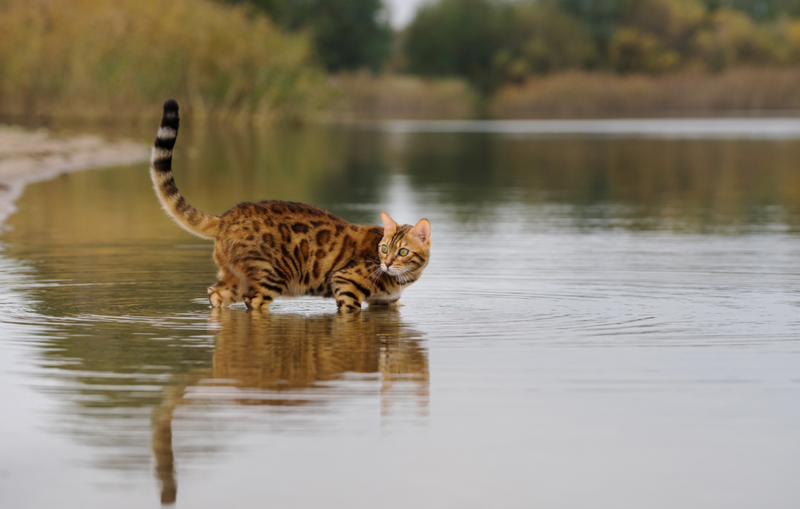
[410,218,431,245]
[381,211,398,235]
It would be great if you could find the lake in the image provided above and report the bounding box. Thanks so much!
[1,120,799,508]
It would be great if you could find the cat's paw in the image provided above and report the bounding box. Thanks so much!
[368,299,402,309]
[386,299,403,309]
[209,287,237,308]
[244,295,270,311]
[208,288,223,308]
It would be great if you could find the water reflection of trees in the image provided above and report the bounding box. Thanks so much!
[399,133,800,231]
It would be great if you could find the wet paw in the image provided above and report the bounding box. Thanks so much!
[245,296,266,311]
[208,287,236,308]
[368,299,402,309]
[208,288,223,308]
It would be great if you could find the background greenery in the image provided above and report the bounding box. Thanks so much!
[403,0,800,94]
[4,0,800,120]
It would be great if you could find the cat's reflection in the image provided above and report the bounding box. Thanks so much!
[152,307,429,505]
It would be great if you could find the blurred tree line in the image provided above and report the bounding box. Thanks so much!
[221,0,800,95]
[403,0,800,94]
[220,0,392,71]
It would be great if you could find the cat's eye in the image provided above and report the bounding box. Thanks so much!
[381,245,388,254]
[399,248,409,257]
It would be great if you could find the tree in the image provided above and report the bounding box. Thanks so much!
[403,0,506,94]
[222,0,392,72]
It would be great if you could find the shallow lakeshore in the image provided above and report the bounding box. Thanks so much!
[0,125,148,224]
[0,120,799,508]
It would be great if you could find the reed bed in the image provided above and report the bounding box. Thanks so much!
[491,68,800,118]
[0,0,327,123]
[325,73,478,120]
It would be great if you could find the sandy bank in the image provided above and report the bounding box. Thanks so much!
[0,126,149,224]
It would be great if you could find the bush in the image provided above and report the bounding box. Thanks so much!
[494,4,599,78]
[403,0,505,94]
[691,8,777,70]
[609,28,681,73]
[222,0,393,72]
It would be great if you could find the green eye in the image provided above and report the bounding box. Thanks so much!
[399,248,409,256]
[381,245,388,254]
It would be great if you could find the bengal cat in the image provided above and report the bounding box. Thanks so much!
[150,99,431,311]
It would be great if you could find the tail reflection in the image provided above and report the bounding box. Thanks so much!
[152,307,429,505]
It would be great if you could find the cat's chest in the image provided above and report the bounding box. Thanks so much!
[368,280,404,303]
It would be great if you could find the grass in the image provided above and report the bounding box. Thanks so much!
[0,0,328,123]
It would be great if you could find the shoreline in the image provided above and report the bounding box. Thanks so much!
[0,126,149,225]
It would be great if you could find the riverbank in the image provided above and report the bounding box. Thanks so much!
[326,68,800,120]
[0,126,148,224]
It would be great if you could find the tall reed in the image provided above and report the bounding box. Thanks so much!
[0,0,328,122]
[491,68,800,118]
[325,72,478,120]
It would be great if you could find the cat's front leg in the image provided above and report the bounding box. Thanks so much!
[331,270,370,312]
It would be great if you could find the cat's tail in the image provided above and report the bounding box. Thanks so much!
[150,99,220,239]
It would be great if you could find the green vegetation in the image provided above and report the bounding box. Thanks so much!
[220,0,392,72]
[0,0,327,122]
[5,0,800,121]
[403,0,800,94]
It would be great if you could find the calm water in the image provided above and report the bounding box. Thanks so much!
[1,122,799,508]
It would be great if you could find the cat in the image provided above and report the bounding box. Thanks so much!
[150,99,431,311]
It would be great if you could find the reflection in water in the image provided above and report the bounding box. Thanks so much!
[2,123,800,508]
[396,134,800,230]
[151,307,428,504]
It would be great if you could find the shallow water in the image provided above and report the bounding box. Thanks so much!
[1,122,799,508]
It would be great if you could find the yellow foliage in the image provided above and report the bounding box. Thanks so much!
[778,18,800,62]
[0,0,327,122]
[632,0,706,48]
[691,8,775,70]
[609,28,681,74]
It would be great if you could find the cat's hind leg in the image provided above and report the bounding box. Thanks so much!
[243,285,280,311]
[208,248,245,308]
[241,263,287,311]
[208,269,243,308]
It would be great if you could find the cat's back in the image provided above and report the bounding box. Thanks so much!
[220,200,348,229]
[216,200,379,252]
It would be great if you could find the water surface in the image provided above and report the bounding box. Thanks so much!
[1,122,799,508]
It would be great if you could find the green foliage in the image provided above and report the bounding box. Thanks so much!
[404,0,800,93]
[404,0,598,93]
[403,0,505,94]
[495,4,600,77]
[223,0,392,72]
[608,28,681,73]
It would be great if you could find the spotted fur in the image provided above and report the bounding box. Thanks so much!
[150,99,431,311]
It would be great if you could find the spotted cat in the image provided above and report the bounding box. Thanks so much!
[150,99,431,311]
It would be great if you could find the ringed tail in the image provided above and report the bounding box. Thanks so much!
[150,99,220,239]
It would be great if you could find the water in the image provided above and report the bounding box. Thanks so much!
[1,122,799,508]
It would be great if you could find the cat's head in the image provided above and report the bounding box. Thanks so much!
[378,211,431,276]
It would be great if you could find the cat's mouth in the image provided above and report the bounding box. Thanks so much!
[381,264,399,276]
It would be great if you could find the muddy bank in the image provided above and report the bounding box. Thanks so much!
[0,126,148,224]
